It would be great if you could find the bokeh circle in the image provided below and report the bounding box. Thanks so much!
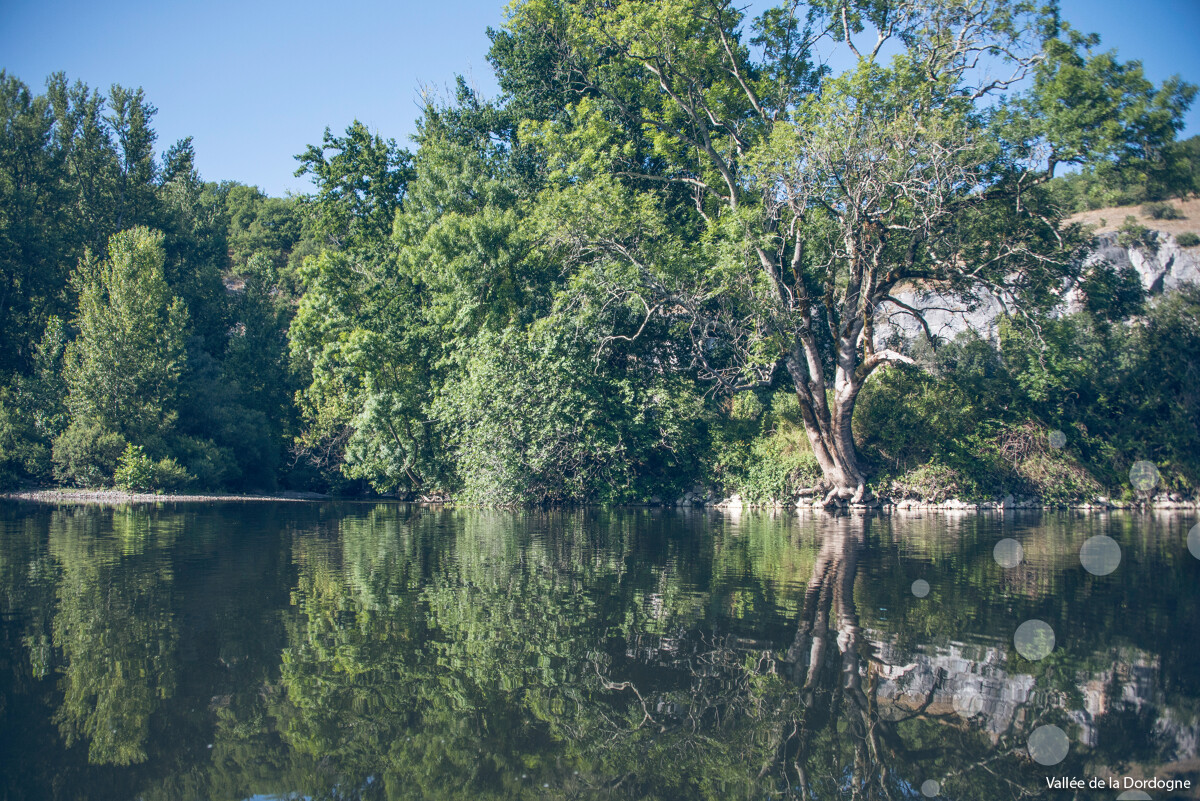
[1188,522,1200,561]
[1079,535,1122,576]
[1014,619,1055,661]
[1129,461,1160,492]
[1116,791,1152,800]
[920,779,940,797]
[1027,724,1069,766]
[953,688,985,718]
[1048,430,1067,449]
[993,538,1024,568]
[911,579,930,598]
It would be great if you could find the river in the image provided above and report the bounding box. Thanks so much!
[1,501,1197,799]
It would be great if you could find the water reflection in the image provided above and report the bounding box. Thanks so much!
[0,503,1197,799]
[48,507,178,766]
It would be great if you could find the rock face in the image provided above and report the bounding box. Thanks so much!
[874,285,1009,346]
[873,231,1200,348]
[1090,231,1200,294]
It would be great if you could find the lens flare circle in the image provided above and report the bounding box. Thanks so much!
[1129,461,1160,491]
[1080,535,1122,576]
[1014,619,1055,661]
[953,688,985,718]
[1027,724,1069,766]
[993,538,1024,568]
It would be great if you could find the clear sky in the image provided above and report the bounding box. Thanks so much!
[3,0,1199,197]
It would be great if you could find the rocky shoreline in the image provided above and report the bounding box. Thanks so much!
[3,487,1196,511]
[706,492,1200,512]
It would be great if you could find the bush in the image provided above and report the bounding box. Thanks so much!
[882,462,984,503]
[740,432,821,503]
[707,391,821,503]
[989,423,1101,503]
[1176,232,1200,247]
[1141,201,1184,220]
[114,445,155,490]
[1014,451,1100,503]
[171,435,238,489]
[1117,216,1155,251]
[52,419,127,487]
[855,362,981,472]
[151,457,191,490]
[438,325,708,505]
[114,445,192,492]
[1078,261,1145,321]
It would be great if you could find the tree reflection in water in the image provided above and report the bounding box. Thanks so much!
[1,503,1197,800]
[593,517,943,800]
[48,506,177,767]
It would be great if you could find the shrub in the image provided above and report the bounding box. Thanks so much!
[855,362,981,472]
[114,445,191,491]
[1176,231,1200,247]
[883,462,984,503]
[707,391,821,503]
[990,423,1101,503]
[150,457,191,490]
[439,326,708,505]
[52,419,127,487]
[740,434,821,503]
[1078,261,1145,321]
[114,445,156,491]
[1117,216,1155,251]
[1141,201,1184,220]
[1014,452,1100,503]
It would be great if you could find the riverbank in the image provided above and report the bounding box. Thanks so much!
[1,488,332,504]
[707,492,1200,512]
[4,487,1197,512]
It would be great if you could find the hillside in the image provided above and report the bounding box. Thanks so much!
[1069,197,1200,246]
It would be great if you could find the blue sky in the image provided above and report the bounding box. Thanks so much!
[3,0,1198,197]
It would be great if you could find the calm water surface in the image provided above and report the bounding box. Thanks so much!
[1,502,1198,800]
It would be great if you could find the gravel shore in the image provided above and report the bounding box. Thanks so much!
[1,488,332,504]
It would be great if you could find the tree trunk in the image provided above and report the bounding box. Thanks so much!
[784,343,868,505]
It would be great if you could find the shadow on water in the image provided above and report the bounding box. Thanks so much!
[0,502,1197,799]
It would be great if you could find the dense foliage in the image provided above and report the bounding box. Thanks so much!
[1045,134,1200,212]
[1,0,1198,502]
[0,71,309,492]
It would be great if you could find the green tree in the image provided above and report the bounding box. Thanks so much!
[294,120,413,250]
[494,0,1195,502]
[289,245,437,493]
[0,317,69,487]
[60,226,188,452]
[0,73,71,376]
[220,182,308,275]
[436,322,708,505]
[289,105,516,494]
[45,74,164,254]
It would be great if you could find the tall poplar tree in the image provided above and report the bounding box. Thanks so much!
[62,227,189,448]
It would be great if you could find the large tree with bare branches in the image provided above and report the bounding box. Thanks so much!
[491,0,1193,502]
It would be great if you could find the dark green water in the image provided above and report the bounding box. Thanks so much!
[1,502,1198,800]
